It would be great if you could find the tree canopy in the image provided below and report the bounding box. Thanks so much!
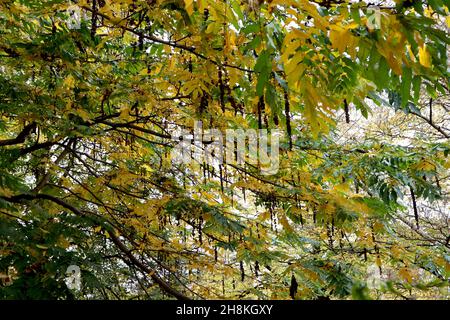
[0,0,449,300]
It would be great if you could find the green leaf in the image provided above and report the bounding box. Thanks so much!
[254,51,271,96]
[400,66,412,108]
[230,0,244,21]
[412,76,422,103]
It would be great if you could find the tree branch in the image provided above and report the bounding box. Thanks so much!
[1,192,192,300]
[410,110,449,139]
[0,122,36,147]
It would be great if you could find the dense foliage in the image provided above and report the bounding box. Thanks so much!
[0,0,449,299]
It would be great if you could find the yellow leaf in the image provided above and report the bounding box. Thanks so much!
[391,245,402,259]
[375,257,382,267]
[119,108,131,120]
[321,203,335,215]
[435,257,450,273]
[98,3,112,16]
[139,68,149,76]
[415,159,435,171]
[206,21,218,34]
[75,109,90,121]
[406,45,416,62]
[334,182,350,193]
[329,27,348,53]
[418,45,432,68]
[57,236,71,249]
[197,0,206,12]
[141,164,154,173]
[63,75,75,89]
[399,267,413,283]
[184,0,194,16]
[258,211,271,222]
[373,221,384,233]
[279,214,293,232]
[0,187,13,197]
